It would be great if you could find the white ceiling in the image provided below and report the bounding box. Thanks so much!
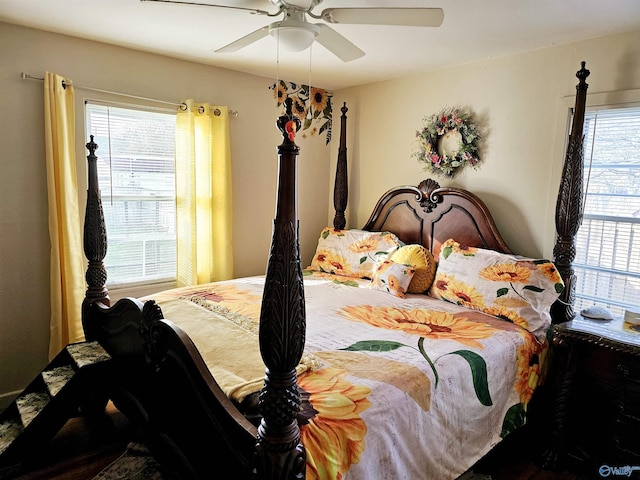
[2,0,640,90]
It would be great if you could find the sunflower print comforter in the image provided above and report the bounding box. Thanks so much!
[146,270,548,480]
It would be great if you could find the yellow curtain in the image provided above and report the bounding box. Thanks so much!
[44,72,85,358]
[175,100,234,286]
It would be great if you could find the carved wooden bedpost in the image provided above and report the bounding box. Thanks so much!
[333,102,349,229]
[82,136,110,328]
[255,98,307,480]
[551,62,590,324]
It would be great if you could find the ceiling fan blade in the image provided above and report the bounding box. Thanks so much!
[314,24,364,62]
[215,26,270,53]
[140,0,274,16]
[320,8,444,27]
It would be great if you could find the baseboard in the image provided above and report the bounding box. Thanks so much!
[0,389,21,412]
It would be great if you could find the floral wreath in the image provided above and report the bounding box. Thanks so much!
[269,80,333,145]
[413,107,481,177]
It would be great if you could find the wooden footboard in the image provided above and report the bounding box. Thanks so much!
[84,297,257,478]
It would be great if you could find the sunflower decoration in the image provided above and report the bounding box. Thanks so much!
[439,280,486,310]
[413,107,481,177]
[312,249,348,276]
[269,80,333,144]
[297,367,371,480]
[340,305,497,349]
[513,331,545,405]
[339,305,497,406]
[178,284,263,321]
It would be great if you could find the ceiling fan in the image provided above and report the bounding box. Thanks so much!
[141,0,444,62]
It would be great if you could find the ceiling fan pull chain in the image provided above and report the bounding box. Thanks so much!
[275,26,280,89]
[307,43,313,120]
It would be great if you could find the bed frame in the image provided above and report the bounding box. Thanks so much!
[81,63,589,479]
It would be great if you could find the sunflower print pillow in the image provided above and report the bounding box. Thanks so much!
[309,228,402,279]
[369,260,415,298]
[429,238,564,338]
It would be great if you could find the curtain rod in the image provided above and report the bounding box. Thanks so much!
[20,72,239,117]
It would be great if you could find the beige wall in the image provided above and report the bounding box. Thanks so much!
[0,22,331,406]
[332,29,640,261]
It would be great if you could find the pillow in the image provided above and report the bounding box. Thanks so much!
[309,228,402,279]
[390,244,436,293]
[429,238,565,337]
[370,260,415,298]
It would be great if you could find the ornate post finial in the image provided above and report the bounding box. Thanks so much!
[86,134,98,156]
[277,97,302,144]
[576,61,590,85]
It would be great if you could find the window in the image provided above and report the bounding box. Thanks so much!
[574,106,640,316]
[85,102,176,288]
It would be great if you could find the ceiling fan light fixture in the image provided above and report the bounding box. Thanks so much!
[269,20,319,52]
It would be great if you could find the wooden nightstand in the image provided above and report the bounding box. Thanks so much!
[544,314,640,476]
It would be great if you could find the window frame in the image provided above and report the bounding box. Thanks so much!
[83,100,178,299]
[564,89,640,315]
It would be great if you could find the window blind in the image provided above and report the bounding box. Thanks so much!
[85,102,177,287]
[574,106,640,315]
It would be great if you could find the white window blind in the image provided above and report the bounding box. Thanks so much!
[85,102,176,288]
[574,106,640,315]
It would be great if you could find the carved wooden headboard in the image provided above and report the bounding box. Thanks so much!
[362,178,512,260]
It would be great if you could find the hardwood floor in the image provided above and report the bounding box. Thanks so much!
[5,402,589,480]
[471,426,588,480]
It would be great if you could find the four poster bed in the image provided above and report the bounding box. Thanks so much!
[81,64,590,479]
